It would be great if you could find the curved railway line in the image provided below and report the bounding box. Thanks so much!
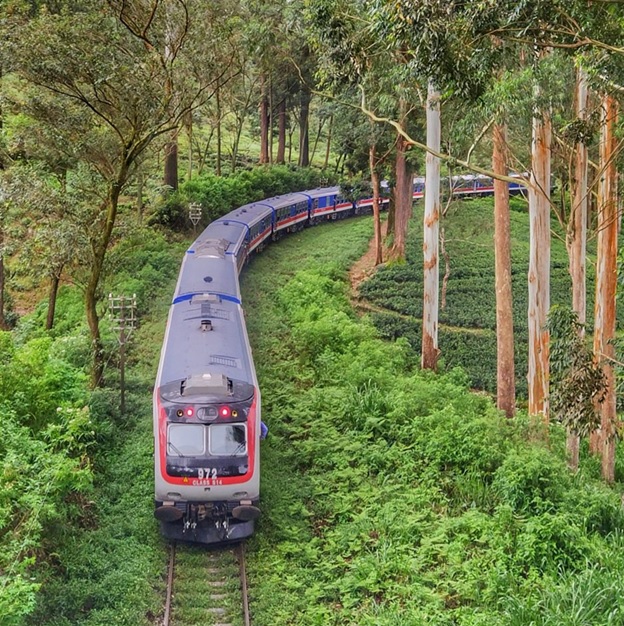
[164,542,251,626]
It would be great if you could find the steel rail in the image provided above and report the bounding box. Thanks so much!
[237,542,251,626]
[163,542,176,626]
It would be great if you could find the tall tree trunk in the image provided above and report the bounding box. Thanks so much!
[391,98,411,260]
[163,135,178,190]
[216,81,222,176]
[527,93,552,420]
[593,93,618,483]
[186,112,193,181]
[311,117,325,165]
[231,117,244,173]
[298,87,311,167]
[268,76,274,164]
[566,67,589,468]
[422,80,441,371]
[136,168,144,225]
[386,196,395,238]
[87,179,124,387]
[46,271,61,331]
[288,123,295,163]
[259,73,270,164]
[493,122,516,418]
[277,98,286,164]
[369,144,383,266]
[324,114,333,170]
[163,17,178,191]
[0,65,4,170]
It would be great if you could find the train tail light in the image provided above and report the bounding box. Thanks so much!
[219,405,231,418]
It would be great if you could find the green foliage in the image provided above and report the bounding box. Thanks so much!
[104,228,185,316]
[241,217,624,626]
[0,221,190,625]
[547,306,606,436]
[0,403,94,626]
[150,165,338,229]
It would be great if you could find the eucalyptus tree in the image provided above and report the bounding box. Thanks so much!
[593,92,618,482]
[308,0,422,261]
[368,0,497,371]
[484,0,624,466]
[2,0,239,386]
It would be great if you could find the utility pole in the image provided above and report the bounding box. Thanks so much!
[109,293,137,415]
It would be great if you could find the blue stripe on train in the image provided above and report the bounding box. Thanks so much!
[172,292,241,305]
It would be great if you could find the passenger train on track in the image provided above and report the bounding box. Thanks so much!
[153,172,526,544]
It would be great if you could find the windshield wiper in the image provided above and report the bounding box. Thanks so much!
[226,443,247,457]
[167,441,187,458]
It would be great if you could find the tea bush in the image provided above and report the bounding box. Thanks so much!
[359,195,616,400]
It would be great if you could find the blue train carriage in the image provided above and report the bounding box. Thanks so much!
[269,192,313,236]
[412,176,426,201]
[153,219,261,544]
[223,201,275,256]
[354,181,390,214]
[305,187,354,223]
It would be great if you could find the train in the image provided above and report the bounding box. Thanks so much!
[152,172,526,544]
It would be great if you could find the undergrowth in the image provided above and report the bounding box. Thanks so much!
[2,227,187,626]
[6,207,624,626]
[242,217,624,626]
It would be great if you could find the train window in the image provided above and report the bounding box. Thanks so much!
[209,424,247,456]
[168,424,205,456]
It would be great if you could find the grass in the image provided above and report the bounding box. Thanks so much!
[237,214,624,626]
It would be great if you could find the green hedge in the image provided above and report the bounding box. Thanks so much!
[151,165,338,229]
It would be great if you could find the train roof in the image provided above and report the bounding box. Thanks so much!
[263,191,311,208]
[174,241,241,302]
[301,186,341,199]
[220,201,274,228]
[192,219,248,250]
[157,295,255,392]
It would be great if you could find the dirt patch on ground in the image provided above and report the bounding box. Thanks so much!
[349,221,388,300]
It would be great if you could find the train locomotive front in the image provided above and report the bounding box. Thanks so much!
[154,222,262,544]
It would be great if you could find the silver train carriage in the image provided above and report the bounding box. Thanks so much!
[153,209,270,544]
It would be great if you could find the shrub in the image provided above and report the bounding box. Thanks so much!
[150,165,338,230]
[492,447,570,514]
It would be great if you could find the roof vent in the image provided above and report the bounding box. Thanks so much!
[191,293,221,305]
[194,238,228,258]
[181,372,232,396]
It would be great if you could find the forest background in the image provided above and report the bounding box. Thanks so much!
[2,0,624,625]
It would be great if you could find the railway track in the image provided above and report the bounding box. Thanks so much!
[164,542,251,626]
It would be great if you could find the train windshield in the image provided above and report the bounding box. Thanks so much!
[209,424,247,456]
[167,424,205,456]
